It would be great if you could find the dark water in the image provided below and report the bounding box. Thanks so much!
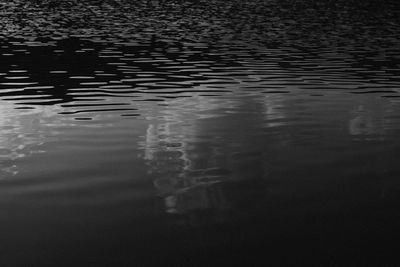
[2,0,400,265]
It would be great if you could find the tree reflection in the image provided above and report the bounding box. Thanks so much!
[141,93,286,225]
[0,102,56,177]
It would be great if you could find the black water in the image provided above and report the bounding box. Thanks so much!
[1,0,400,265]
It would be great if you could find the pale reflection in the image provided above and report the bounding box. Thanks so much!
[0,101,59,177]
[349,104,386,139]
[141,93,276,223]
[349,105,375,135]
[157,171,230,215]
[262,94,286,128]
[142,96,229,221]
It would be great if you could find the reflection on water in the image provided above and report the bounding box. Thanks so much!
[142,96,231,221]
[0,102,58,177]
[348,99,391,140]
[141,94,284,223]
[2,0,400,265]
[349,105,383,137]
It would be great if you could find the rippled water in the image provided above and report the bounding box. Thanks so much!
[2,0,400,265]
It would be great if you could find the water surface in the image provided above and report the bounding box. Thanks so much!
[1,0,400,265]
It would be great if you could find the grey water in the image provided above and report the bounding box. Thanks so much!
[1,0,400,265]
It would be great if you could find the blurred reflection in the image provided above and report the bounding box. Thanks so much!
[156,169,230,215]
[141,94,279,224]
[0,102,59,177]
[349,105,375,136]
[348,104,386,139]
[263,94,286,128]
[142,97,227,223]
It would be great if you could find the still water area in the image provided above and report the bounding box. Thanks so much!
[1,0,400,265]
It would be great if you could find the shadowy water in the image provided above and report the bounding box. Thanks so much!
[2,0,400,265]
